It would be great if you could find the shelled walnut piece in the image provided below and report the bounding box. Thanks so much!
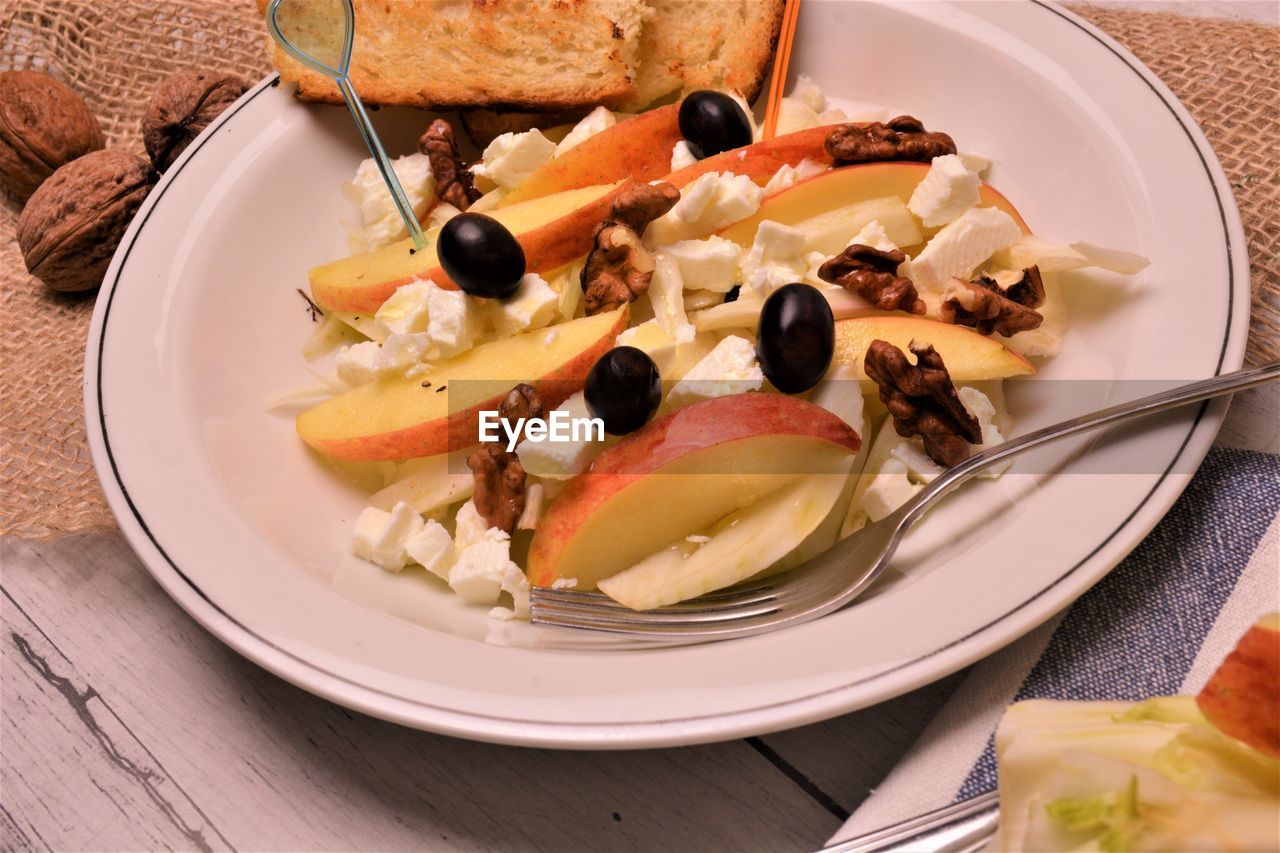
[142,69,248,172]
[581,181,680,315]
[825,116,956,166]
[940,267,1046,337]
[819,244,926,314]
[864,340,982,467]
[0,71,104,200]
[418,118,481,211]
[17,150,155,293]
[467,384,544,533]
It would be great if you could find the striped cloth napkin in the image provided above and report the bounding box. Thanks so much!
[828,444,1280,844]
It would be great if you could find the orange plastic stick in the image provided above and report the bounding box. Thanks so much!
[762,0,802,141]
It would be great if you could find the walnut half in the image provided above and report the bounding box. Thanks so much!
[580,181,679,315]
[940,266,1046,337]
[819,244,926,314]
[825,116,956,167]
[864,340,981,467]
[466,384,545,533]
[419,118,481,210]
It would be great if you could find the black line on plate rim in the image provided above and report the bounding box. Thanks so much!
[93,2,1242,738]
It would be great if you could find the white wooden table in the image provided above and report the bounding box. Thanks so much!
[4,3,1274,847]
[4,384,1273,852]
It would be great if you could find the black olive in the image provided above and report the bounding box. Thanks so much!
[437,212,526,299]
[584,346,662,436]
[756,283,835,394]
[678,90,754,160]
[723,284,742,303]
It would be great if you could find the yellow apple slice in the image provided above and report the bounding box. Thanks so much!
[499,105,683,206]
[834,316,1034,382]
[598,458,855,610]
[719,163,1031,248]
[296,308,627,461]
[526,393,861,589]
[664,123,839,188]
[309,181,626,314]
[790,196,924,255]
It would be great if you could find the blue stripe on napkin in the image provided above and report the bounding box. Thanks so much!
[957,446,1280,799]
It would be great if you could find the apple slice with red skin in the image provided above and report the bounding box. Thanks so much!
[296,308,628,461]
[664,123,839,188]
[309,181,627,314]
[527,393,861,590]
[500,105,684,206]
[833,316,1035,382]
[1197,613,1280,758]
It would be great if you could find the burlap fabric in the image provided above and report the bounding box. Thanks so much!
[1,3,1277,539]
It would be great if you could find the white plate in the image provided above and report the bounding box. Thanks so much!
[86,0,1249,748]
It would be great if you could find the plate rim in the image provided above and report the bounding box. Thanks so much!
[85,0,1251,748]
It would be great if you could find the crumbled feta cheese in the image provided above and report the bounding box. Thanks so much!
[350,501,425,572]
[741,220,808,293]
[861,458,923,522]
[847,219,898,253]
[901,207,1022,292]
[763,158,827,196]
[516,393,598,479]
[379,332,431,372]
[958,386,1009,478]
[649,252,696,342]
[501,563,531,617]
[488,606,516,621]
[551,578,579,590]
[908,154,981,228]
[890,440,946,484]
[343,153,436,252]
[662,236,742,292]
[617,320,716,379]
[554,106,616,156]
[425,284,479,358]
[471,129,556,191]
[404,519,455,580]
[957,151,991,175]
[670,139,698,171]
[791,75,826,113]
[335,341,384,386]
[375,281,432,336]
[490,273,558,337]
[646,172,763,245]
[448,539,511,604]
[453,499,503,552]
[666,335,764,408]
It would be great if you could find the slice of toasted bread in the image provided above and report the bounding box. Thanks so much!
[261,0,648,111]
[462,0,785,145]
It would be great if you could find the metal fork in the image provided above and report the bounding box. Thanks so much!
[531,362,1280,640]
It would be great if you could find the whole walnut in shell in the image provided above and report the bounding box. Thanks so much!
[18,150,154,293]
[0,71,104,201]
[142,69,248,172]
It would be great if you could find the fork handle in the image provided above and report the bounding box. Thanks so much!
[819,791,1000,852]
[903,361,1280,527]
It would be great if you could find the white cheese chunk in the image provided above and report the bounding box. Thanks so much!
[471,129,556,191]
[425,284,479,358]
[333,333,431,386]
[762,158,827,197]
[378,332,431,372]
[448,540,511,604]
[343,153,436,252]
[958,386,1009,478]
[670,139,698,171]
[404,519,455,580]
[646,172,763,245]
[554,106,615,156]
[861,458,923,522]
[890,440,946,483]
[666,335,764,408]
[902,206,1022,292]
[661,236,742,292]
[500,564,531,617]
[790,74,826,113]
[334,341,384,387]
[453,499,500,552]
[741,220,808,293]
[490,273,558,337]
[908,154,982,228]
[350,501,425,572]
[648,252,696,342]
[847,219,898,253]
[375,281,432,336]
[617,320,717,379]
[517,393,598,479]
